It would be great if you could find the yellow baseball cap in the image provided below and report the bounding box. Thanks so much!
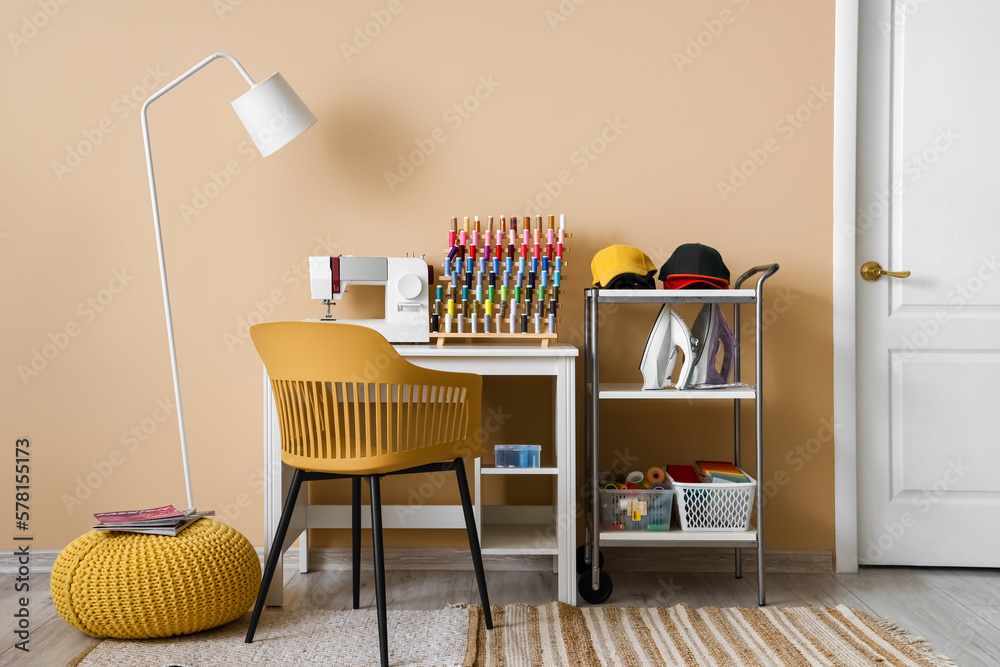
[590,245,657,287]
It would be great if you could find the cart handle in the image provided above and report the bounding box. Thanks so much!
[734,263,779,291]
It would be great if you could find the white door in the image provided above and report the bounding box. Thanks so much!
[856,0,1000,566]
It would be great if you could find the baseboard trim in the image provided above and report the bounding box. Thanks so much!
[290,547,832,574]
[0,548,270,575]
[2,547,832,575]
[298,548,556,572]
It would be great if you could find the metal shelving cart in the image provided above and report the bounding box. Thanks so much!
[580,264,778,605]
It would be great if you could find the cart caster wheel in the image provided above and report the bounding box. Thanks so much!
[578,570,613,604]
[576,545,605,574]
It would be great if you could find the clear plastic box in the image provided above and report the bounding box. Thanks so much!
[600,487,674,531]
[493,444,541,468]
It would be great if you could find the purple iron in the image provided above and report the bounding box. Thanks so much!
[686,303,735,388]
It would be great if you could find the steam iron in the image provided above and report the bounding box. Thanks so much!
[687,303,736,388]
[639,304,694,390]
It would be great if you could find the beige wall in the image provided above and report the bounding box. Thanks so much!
[1,0,835,553]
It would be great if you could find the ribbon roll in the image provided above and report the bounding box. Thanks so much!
[646,467,666,485]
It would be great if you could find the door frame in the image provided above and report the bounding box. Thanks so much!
[832,0,860,573]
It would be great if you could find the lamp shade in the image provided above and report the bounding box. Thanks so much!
[231,72,317,157]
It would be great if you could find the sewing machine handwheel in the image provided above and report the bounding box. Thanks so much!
[397,273,423,299]
[576,545,604,574]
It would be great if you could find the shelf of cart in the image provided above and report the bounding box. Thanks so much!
[599,528,757,549]
[589,288,757,304]
[597,383,755,400]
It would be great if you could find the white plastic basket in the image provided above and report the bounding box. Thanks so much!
[600,488,674,531]
[669,471,755,531]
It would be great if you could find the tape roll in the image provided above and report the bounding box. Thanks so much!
[649,483,668,490]
[646,467,666,485]
[626,471,645,485]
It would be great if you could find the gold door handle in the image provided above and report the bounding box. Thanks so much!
[860,261,911,282]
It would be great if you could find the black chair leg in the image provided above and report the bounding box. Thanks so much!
[352,476,361,610]
[368,475,390,667]
[453,458,493,630]
[246,468,306,643]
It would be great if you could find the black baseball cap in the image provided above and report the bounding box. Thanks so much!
[658,243,729,289]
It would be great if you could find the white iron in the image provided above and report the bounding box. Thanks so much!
[639,304,694,390]
[687,303,736,388]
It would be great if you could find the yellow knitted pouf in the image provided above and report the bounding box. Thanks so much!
[50,519,261,639]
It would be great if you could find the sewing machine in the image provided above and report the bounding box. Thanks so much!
[308,256,430,343]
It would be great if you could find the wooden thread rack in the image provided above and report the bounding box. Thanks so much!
[432,214,569,347]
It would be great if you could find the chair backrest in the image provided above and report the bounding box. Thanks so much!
[251,321,482,475]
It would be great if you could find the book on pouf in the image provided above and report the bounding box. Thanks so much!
[92,505,215,536]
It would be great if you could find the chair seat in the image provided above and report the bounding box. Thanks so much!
[285,446,456,476]
[51,519,260,639]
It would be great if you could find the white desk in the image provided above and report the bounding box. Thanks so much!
[262,344,579,605]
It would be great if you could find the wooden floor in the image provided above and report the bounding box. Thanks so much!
[4,564,999,666]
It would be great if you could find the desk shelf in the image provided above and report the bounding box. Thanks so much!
[481,523,559,555]
[475,462,564,560]
[480,466,559,475]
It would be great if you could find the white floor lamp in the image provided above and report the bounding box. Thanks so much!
[141,53,317,509]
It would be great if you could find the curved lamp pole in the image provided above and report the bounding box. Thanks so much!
[141,53,317,508]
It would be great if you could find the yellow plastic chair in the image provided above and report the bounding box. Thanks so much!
[244,321,492,666]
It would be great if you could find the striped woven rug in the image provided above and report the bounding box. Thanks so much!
[473,603,956,667]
